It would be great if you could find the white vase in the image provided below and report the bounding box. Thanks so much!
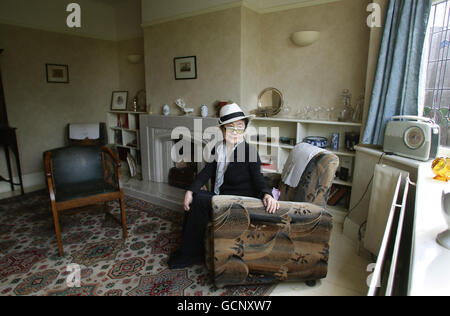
[163,104,170,116]
[201,104,208,118]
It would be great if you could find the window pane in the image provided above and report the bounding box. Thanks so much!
[423,0,450,147]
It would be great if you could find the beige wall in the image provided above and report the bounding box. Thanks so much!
[0,24,145,186]
[143,7,242,116]
[362,0,388,137]
[143,0,370,118]
[118,37,146,98]
[258,0,370,114]
[241,6,262,113]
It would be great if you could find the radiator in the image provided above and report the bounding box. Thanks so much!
[365,164,413,296]
[364,165,410,255]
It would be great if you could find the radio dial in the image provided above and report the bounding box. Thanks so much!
[404,126,425,150]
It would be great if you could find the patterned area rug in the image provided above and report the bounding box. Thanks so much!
[0,190,275,296]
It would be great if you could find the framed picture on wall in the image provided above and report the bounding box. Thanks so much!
[46,64,69,83]
[111,91,128,111]
[174,56,197,80]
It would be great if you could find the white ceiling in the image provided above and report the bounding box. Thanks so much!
[0,0,340,40]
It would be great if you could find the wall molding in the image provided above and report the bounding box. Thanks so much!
[141,1,244,28]
[141,0,343,28]
[0,18,117,42]
[246,0,342,14]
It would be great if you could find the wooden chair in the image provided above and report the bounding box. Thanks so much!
[44,145,127,256]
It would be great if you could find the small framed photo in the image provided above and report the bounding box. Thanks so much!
[111,91,128,111]
[46,64,69,83]
[174,56,197,80]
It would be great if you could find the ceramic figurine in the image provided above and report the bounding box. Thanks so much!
[163,104,170,116]
[175,98,194,115]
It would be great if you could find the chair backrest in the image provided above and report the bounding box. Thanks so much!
[279,151,339,207]
[48,146,104,187]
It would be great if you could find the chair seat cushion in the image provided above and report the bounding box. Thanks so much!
[55,180,117,203]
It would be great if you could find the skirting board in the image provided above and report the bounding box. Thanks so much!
[0,172,45,194]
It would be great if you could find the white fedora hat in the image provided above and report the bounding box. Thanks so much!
[218,103,255,126]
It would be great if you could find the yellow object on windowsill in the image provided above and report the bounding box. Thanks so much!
[432,157,450,182]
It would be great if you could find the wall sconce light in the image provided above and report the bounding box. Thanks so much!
[291,31,320,47]
[127,54,142,64]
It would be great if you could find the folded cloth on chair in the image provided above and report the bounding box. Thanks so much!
[69,123,100,140]
[281,142,326,187]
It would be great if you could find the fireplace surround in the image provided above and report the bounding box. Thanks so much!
[139,115,218,185]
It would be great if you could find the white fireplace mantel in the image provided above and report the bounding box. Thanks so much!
[140,115,218,183]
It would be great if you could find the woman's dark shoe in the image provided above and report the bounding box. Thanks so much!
[168,251,204,269]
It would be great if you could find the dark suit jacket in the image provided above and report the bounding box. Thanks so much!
[188,142,272,199]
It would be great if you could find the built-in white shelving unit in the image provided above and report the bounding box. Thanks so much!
[107,111,146,174]
[248,117,362,221]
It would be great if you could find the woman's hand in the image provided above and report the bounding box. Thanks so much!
[184,190,193,211]
[263,194,280,214]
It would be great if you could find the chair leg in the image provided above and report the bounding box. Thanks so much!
[51,204,64,257]
[119,194,128,239]
[104,201,110,219]
[104,201,109,211]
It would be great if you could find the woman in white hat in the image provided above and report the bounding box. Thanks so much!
[168,103,280,269]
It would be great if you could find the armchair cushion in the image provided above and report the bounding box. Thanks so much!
[207,195,332,288]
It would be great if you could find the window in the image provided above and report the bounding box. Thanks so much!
[422,0,450,147]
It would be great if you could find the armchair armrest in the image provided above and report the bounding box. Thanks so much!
[102,146,121,167]
[44,151,53,177]
[44,151,56,202]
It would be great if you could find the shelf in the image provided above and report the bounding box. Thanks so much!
[248,140,295,150]
[252,117,301,123]
[110,127,139,132]
[108,111,146,114]
[252,117,362,127]
[332,178,352,187]
[279,144,295,149]
[329,149,356,157]
[297,119,362,127]
[262,168,280,174]
[250,140,355,157]
[115,144,140,151]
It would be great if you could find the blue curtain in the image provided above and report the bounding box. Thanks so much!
[362,0,432,145]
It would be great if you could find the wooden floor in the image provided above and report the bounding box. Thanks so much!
[1,180,371,296]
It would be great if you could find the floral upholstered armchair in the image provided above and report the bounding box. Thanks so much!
[206,151,339,288]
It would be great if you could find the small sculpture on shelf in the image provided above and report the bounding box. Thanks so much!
[175,98,194,115]
[163,104,170,116]
[338,89,354,122]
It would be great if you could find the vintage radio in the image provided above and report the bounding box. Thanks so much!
[384,116,440,161]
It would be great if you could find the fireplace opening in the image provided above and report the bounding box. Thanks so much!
[168,138,198,190]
